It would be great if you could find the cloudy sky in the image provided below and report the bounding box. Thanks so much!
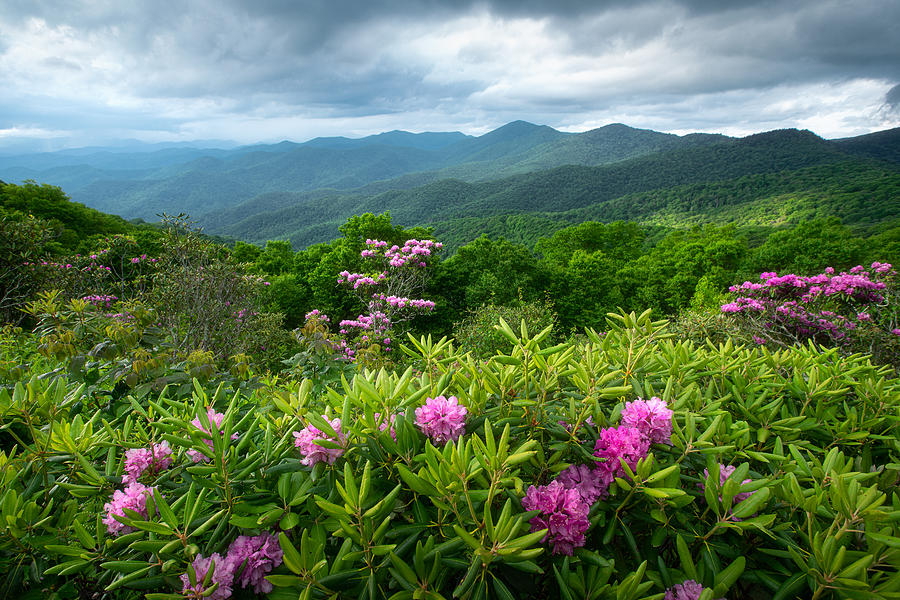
[1,0,899,150]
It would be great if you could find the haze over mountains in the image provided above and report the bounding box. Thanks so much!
[1,121,898,250]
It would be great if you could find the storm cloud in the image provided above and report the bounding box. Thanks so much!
[1,0,898,149]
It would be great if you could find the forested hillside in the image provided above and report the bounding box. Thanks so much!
[6,122,896,251]
[214,128,900,248]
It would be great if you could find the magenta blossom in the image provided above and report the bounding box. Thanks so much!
[702,463,757,520]
[415,395,467,444]
[224,533,284,594]
[102,482,155,535]
[521,480,590,555]
[123,441,173,483]
[293,416,346,466]
[620,397,673,445]
[187,407,237,463]
[664,580,723,600]
[592,425,650,488]
[556,463,606,505]
[180,553,235,600]
[374,412,397,441]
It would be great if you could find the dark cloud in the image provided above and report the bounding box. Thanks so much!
[0,0,897,146]
[885,83,900,113]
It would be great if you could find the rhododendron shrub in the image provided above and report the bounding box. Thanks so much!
[720,262,899,365]
[3,310,899,599]
[329,237,441,363]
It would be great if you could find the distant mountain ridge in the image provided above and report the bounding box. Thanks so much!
[1,122,898,250]
[0,121,735,220]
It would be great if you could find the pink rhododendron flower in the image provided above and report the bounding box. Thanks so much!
[521,480,590,555]
[224,533,283,594]
[293,417,346,466]
[102,482,155,535]
[187,407,236,463]
[701,463,757,520]
[620,397,673,445]
[664,579,722,600]
[180,553,235,600]
[592,425,650,487]
[374,412,397,441]
[556,463,606,505]
[123,441,173,483]
[415,396,467,443]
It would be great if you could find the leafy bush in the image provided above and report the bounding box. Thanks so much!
[453,298,558,357]
[1,310,897,599]
[719,261,900,367]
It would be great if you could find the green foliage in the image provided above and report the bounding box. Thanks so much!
[0,180,132,253]
[0,208,58,324]
[149,215,291,364]
[1,310,898,599]
[453,298,558,357]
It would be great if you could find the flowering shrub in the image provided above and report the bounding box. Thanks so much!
[720,261,899,365]
[332,237,441,363]
[0,310,898,600]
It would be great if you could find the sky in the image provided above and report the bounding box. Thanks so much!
[1,0,899,151]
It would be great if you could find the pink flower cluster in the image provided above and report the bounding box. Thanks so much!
[293,416,346,466]
[701,463,756,507]
[338,310,392,360]
[542,397,671,525]
[187,408,237,463]
[123,441,173,483]
[556,463,606,506]
[375,294,436,310]
[338,270,386,288]
[415,396,467,444]
[129,254,158,264]
[181,553,235,600]
[664,580,721,600]
[181,532,283,599]
[227,533,284,593]
[620,397,674,445]
[102,482,156,535]
[305,309,330,323]
[375,238,443,269]
[521,480,590,555]
[593,425,651,490]
[722,263,895,345]
[81,294,118,308]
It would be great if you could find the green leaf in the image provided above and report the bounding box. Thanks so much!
[279,532,304,575]
[152,488,178,530]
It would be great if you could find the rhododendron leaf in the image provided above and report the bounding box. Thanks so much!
[731,487,770,519]
[278,531,303,574]
[645,464,680,484]
[188,508,226,538]
[43,559,90,576]
[131,520,173,535]
[72,518,95,549]
[676,535,698,582]
[152,488,178,529]
[713,556,745,596]
[315,498,350,517]
[104,564,154,590]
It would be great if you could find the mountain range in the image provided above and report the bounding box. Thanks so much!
[1,121,898,249]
